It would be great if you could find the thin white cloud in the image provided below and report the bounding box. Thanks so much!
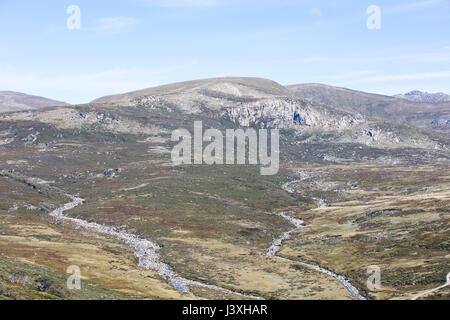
[375,51,450,63]
[296,56,328,64]
[303,49,450,65]
[386,0,445,14]
[365,71,450,82]
[308,8,322,17]
[322,70,377,80]
[92,16,141,34]
[141,0,222,8]
[338,71,450,86]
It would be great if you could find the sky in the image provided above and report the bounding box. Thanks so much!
[0,0,449,104]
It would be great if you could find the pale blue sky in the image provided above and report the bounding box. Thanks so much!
[0,0,449,104]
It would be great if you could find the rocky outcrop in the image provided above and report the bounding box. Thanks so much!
[222,97,363,130]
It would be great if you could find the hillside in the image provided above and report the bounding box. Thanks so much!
[88,77,448,150]
[395,90,450,104]
[287,83,450,132]
[92,77,292,110]
[0,77,448,300]
[0,91,69,113]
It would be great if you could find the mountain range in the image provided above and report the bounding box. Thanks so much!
[0,77,449,300]
[3,80,448,133]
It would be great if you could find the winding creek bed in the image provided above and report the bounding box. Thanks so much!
[267,210,366,300]
[50,194,262,299]
[8,170,366,300]
[276,180,367,300]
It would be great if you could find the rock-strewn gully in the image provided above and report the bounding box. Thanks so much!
[50,194,262,299]
[273,182,367,301]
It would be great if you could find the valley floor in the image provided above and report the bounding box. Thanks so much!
[0,161,448,300]
[0,99,448,300]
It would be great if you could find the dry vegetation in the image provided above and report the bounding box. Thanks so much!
[0,78,448,300]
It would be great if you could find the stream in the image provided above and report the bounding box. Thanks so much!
[267,210,366,300]
[50,194,262,299]
[16,170,365,300]
[274,181,367,300]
